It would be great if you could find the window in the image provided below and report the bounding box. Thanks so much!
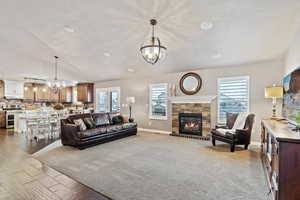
[110,90,120,112]
[217,76,250,122]
[96,87,120,113]
[149,83,168,120]
[72,86,78,104]
[96,88,108,112]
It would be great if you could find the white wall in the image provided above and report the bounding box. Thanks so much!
[285,26,300,74]
[95,59,284,142]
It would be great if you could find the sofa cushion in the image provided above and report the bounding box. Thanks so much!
[111,115,124,124]
[77,127,106,139]
[211,129,236,140]
[92,113,110,126]
[106,125,124,132]
[83,117,96,129]
[122,123,137,130]
[73,119,87,131]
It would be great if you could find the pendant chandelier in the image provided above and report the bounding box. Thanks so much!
[47,56,65,93]
[140,19,167,65]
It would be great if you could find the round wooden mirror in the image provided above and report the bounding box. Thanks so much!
[179,72,202,95]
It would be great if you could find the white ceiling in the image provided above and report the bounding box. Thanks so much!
[0,0,300,82]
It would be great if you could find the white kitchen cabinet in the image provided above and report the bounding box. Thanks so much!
[4,80,24,99]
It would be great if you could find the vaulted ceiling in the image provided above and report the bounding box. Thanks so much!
[0,0,300,82]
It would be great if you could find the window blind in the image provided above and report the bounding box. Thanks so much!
[149,83,168,120]
[218,76,249,122]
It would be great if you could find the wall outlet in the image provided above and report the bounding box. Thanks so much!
[148,121,152,126]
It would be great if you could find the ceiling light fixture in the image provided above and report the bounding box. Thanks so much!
[212,53,222,59]
[103,52,111,57]
[127,68,135,73]
[47,56,65,94]
[64,25,75,33]
[200,22,214,30]
[140,19,167,65]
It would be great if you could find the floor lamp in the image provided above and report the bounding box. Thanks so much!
[126,97,135,122]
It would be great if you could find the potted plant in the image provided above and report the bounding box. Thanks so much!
[294,109,300,131]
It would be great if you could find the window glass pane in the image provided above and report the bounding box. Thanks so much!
[97,91,107,112]
[110,91,120,112]
[218,77,249,122]
[150,84,167,119]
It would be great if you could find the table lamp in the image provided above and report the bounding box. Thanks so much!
[265,85,283,119]
[126,97,135,122]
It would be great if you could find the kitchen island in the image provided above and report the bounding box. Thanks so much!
[14,109,68,134]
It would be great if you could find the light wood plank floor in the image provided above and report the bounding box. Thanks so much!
[0,129,111,200]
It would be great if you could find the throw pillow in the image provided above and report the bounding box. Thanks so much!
[73,119,87,131]
[83,117,96,129]
[123,116,129,123]
[67,118,74,124]
[112,115,124,124]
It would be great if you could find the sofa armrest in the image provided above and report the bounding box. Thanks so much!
[216,124,228,129]
[61,123,80,145]
[235,128,250,143]
[235,128,248,135]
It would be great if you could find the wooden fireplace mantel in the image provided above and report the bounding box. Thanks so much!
[168,95,217,104]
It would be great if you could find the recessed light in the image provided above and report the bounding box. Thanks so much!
[212,53,222,59]
[104,52,111,57]
[64,25,75,33]
[127,68,135,73]
[200,22,214,30]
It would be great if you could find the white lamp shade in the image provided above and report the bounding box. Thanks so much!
[265,86,283,98]
[126,97,135,104]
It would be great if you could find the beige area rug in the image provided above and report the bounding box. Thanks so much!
[35,132,267,200]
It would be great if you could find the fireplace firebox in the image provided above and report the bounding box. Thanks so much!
[179,113,202,136]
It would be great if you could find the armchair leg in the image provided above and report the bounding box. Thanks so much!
[230,144,235,152]
[212,138,216,146]
[244,144,249,150]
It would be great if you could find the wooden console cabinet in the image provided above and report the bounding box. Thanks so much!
[261,120,300,200]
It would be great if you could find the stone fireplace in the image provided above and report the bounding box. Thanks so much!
[169,95,216,139]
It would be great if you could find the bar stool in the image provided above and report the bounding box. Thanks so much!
[36,113,51,140]
[25,118,39,141]
[49,113,60,138]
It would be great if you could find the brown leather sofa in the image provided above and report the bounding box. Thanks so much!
[211,113,255,152]
[61,113,137,149]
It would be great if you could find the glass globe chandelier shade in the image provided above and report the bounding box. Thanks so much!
[140,19,167,65]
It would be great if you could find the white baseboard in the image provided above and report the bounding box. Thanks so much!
[138,128,171,135]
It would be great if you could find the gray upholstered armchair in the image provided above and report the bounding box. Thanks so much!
[211,113,255,152]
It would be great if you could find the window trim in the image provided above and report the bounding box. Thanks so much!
[217,76,250,123]
[149,83,168,120]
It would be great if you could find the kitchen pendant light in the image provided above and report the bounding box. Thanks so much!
[140,19,167,65]
[47,56,64,94]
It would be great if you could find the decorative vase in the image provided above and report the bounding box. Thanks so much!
[170,84,176,96]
